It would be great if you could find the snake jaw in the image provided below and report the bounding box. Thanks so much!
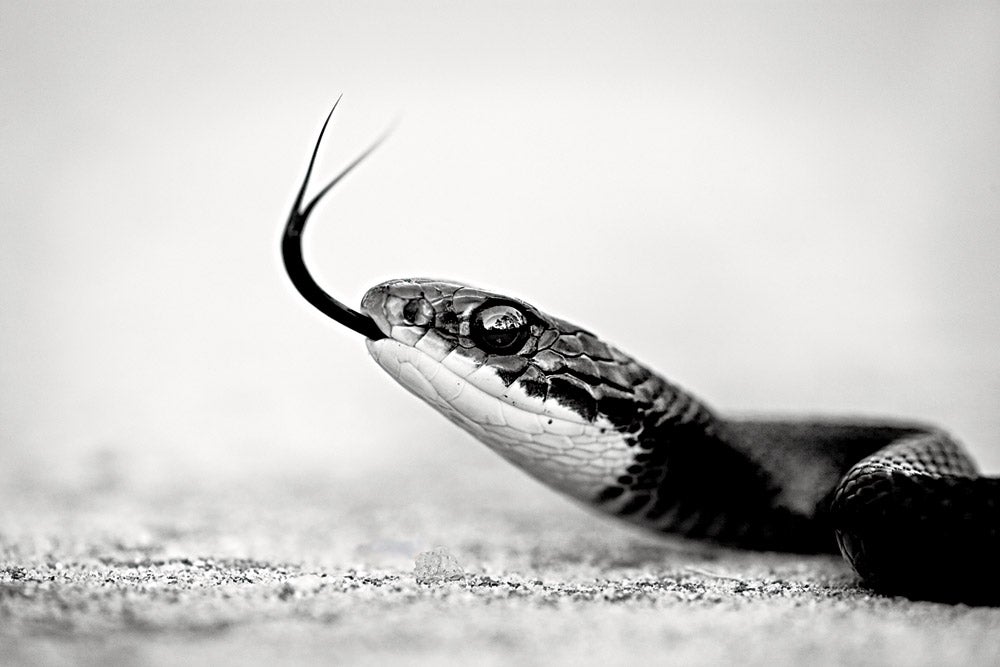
[359,278,663,503]
[365,333,634,500]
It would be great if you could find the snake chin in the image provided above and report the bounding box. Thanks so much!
[364,337,637,501]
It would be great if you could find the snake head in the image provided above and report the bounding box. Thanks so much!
[282,104,703,512]
[360,278,678,501]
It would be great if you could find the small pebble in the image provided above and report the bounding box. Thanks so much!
[414,547,465,585]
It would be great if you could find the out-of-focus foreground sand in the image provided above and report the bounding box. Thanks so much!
[2,448,999,667]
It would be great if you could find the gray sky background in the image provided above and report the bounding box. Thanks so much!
[3,2,999,486]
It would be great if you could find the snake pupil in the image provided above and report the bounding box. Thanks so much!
[471,303,530,354]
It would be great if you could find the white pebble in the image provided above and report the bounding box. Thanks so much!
[414,547,465,585]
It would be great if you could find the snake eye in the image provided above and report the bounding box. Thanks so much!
[471,302,530,354]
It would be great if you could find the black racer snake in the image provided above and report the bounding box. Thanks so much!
[282,102,1000,604]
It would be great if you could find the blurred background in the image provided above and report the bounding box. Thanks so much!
[3,1,999,493]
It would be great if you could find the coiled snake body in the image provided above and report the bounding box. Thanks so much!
[283,103,1000,604]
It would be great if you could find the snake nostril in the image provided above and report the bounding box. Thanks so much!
[402,298,435,326]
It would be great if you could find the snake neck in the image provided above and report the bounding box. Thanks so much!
[585,375,834,552]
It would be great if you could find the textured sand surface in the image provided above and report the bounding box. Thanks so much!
[3,452,999,667]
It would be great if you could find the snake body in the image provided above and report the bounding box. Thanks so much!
[283,104,1000,604]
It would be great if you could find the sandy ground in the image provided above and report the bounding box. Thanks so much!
[2,451,1000,667]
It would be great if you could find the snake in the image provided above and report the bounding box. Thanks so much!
[281,102,1000,604]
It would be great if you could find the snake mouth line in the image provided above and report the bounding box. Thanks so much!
[364,336,612,430]
[364,336,635,500]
